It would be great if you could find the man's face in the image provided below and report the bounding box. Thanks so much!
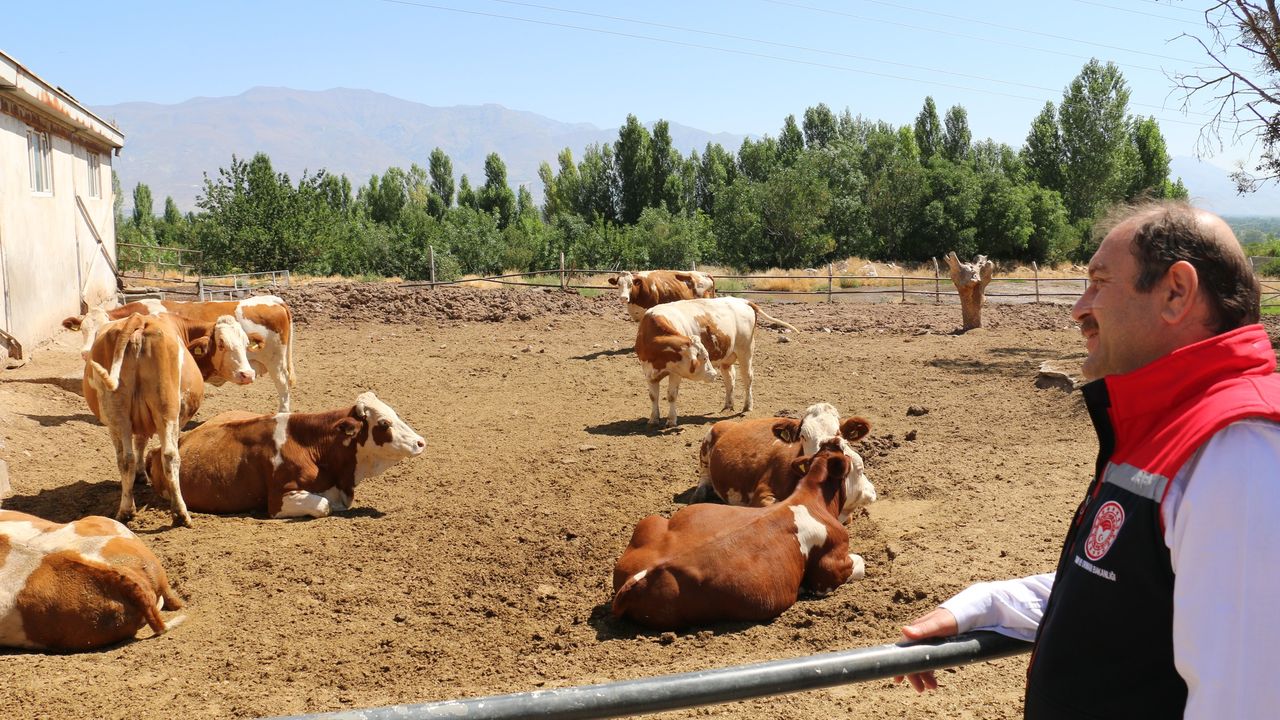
[1072,223,1168,381]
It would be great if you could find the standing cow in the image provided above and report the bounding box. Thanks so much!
[635,296,797,427]
[697,402,877,517]
[609,270,716,321]
[145,392,425,519]
[84,312,256,526]
[65,295,296,412]
[611,445,864,630]
[0,510,185,651]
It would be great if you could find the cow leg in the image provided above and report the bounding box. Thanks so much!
[158,420,194,528]
[647,380,662,426]
[739,350,755,412]
[665,376,682,428]
[255,356,291,413]
[719,362,735,412]
[804,547,858,596]
[277,491,332,519]
[112,428,138,522]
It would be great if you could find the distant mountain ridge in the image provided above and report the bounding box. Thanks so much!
[95,87,749,213]
[95,86,1280,217]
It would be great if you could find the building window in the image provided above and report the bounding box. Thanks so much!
[27,130,52,194]
[87,151,101,197]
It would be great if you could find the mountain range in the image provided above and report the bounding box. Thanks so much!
[94,86,1280,218]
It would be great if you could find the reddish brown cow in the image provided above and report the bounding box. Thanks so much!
[611,445,865,630]
[609,270,716,321]
[65,295,295,411]
[145,392,426,519]
[697,402,877,519]
[84,312,255,526]
[0,510,184,651]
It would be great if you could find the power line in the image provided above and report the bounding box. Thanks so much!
[376,0,1209,130]
[1067,0,1204,26]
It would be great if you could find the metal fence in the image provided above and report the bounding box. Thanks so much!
[198,270,292,301]
[274,631,1030,720]
[116,242,203,290]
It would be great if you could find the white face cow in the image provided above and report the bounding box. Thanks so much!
[352,391,427,483]
[797,403,876,520]
[609,271,637,304]
[190,316,259,386]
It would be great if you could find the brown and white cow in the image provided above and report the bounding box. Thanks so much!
[635,296,797,427]
[84,312,256,526]
[145,392,425,519]
[611,446,865,630]
[0,510,184,651]
[609,270,716,321]
[696,402,877,519]
[65,295,296,411]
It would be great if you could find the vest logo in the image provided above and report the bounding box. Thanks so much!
[1084,501,1125,561]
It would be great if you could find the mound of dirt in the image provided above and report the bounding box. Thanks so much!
[274,283,617,325]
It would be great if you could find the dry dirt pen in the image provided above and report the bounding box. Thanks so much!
[1,284,1257,720]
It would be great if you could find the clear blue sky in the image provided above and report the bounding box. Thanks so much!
[4,0,1259,171]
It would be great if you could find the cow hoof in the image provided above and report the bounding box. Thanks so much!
[647,417,661,427]
[115,509,135,524]
[172,513,194,529]
[849,554,866,582]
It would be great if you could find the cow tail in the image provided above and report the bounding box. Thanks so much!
[86,317,145,393]
[80,560,178,638]
[697,426,717,488]
[284,304,296,388]
[747,302,799,334]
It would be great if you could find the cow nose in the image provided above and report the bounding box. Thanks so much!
[416,438,426,448]
[236,370,256,385]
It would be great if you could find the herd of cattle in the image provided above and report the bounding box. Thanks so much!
[1,270,876,653]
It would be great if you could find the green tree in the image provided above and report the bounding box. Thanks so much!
[363,167,408,226]
[778,114,805,167]
[914,96,944,160]
[131,182,156,240]
[615,114,653,224]
[803,103,838,150]
[1023,102,1065,190]
[942,105,972,162]
[650,120,682,214]
[577,143,618,222]
[696,142,737,215]
[478,152,516,229]
[428,147,455,215]
[457,174,478,210]
[738,136,779,182]
[1129,116,1172,198]
[1058,59,1135,221]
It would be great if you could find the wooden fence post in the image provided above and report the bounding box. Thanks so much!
[900,274,906,302]
[827,262,833,303]
[932,257,940,304]
[429,246,436,289]
[1032,261,1040,303]
[560,252,566,291]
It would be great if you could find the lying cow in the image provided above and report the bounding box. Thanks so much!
[145,392,425,519]
[85,312,256,526]
[65,295,296,411]
[697,402,877,517]
[609,270,716,322]
[611,444,865,630]
[0,510,185,651]
[635,296,797,427]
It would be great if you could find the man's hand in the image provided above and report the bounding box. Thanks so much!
[894,608,959,693]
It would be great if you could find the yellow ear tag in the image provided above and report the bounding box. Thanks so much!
[798,462,807,473]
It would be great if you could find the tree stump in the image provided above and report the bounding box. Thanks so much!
[945,252,994,330]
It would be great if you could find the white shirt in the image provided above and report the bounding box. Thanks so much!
[939,419,1280,719]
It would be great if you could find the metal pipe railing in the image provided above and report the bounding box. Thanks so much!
[271,631,1030,720]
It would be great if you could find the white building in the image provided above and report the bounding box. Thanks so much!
[0,49,123,363]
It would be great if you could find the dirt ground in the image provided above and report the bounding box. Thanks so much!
[0,286,1116,719]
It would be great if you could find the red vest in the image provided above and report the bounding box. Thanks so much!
[1026,325,1280,719]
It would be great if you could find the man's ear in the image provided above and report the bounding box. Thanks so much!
[247,333,266,352]
[1161,260,1201,325]
[187,337,210,358]
[337,418,361,437]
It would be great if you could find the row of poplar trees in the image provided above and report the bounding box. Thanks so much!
[118,59,1186,281]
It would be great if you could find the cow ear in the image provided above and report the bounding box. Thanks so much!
[247,333,266,352]
[337,418,361,437]
[187,337,210,358]
[791,457,809,476]
[608,276,618,286]
[840,417,871,442]
[772,420,800,444]
[62,316,83,331]
[352,400,368,421]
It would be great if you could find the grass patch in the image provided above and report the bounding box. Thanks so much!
[1261,305,1280,315]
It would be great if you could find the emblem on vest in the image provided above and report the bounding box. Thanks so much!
[1083,500,1125,561]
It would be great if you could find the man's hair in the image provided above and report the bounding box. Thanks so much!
[1095,200,1260,333]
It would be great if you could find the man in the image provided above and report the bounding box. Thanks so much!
[897,201,1280,718]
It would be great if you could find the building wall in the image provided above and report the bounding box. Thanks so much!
[0,100,118,354]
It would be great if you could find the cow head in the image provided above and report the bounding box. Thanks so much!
[790,441,871,523]
[348,391,426,483]
[71,308,111,360]
[187,316,257,385]
[683,337,719,382]
[609,271,650,321]
[785,403,876,520]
